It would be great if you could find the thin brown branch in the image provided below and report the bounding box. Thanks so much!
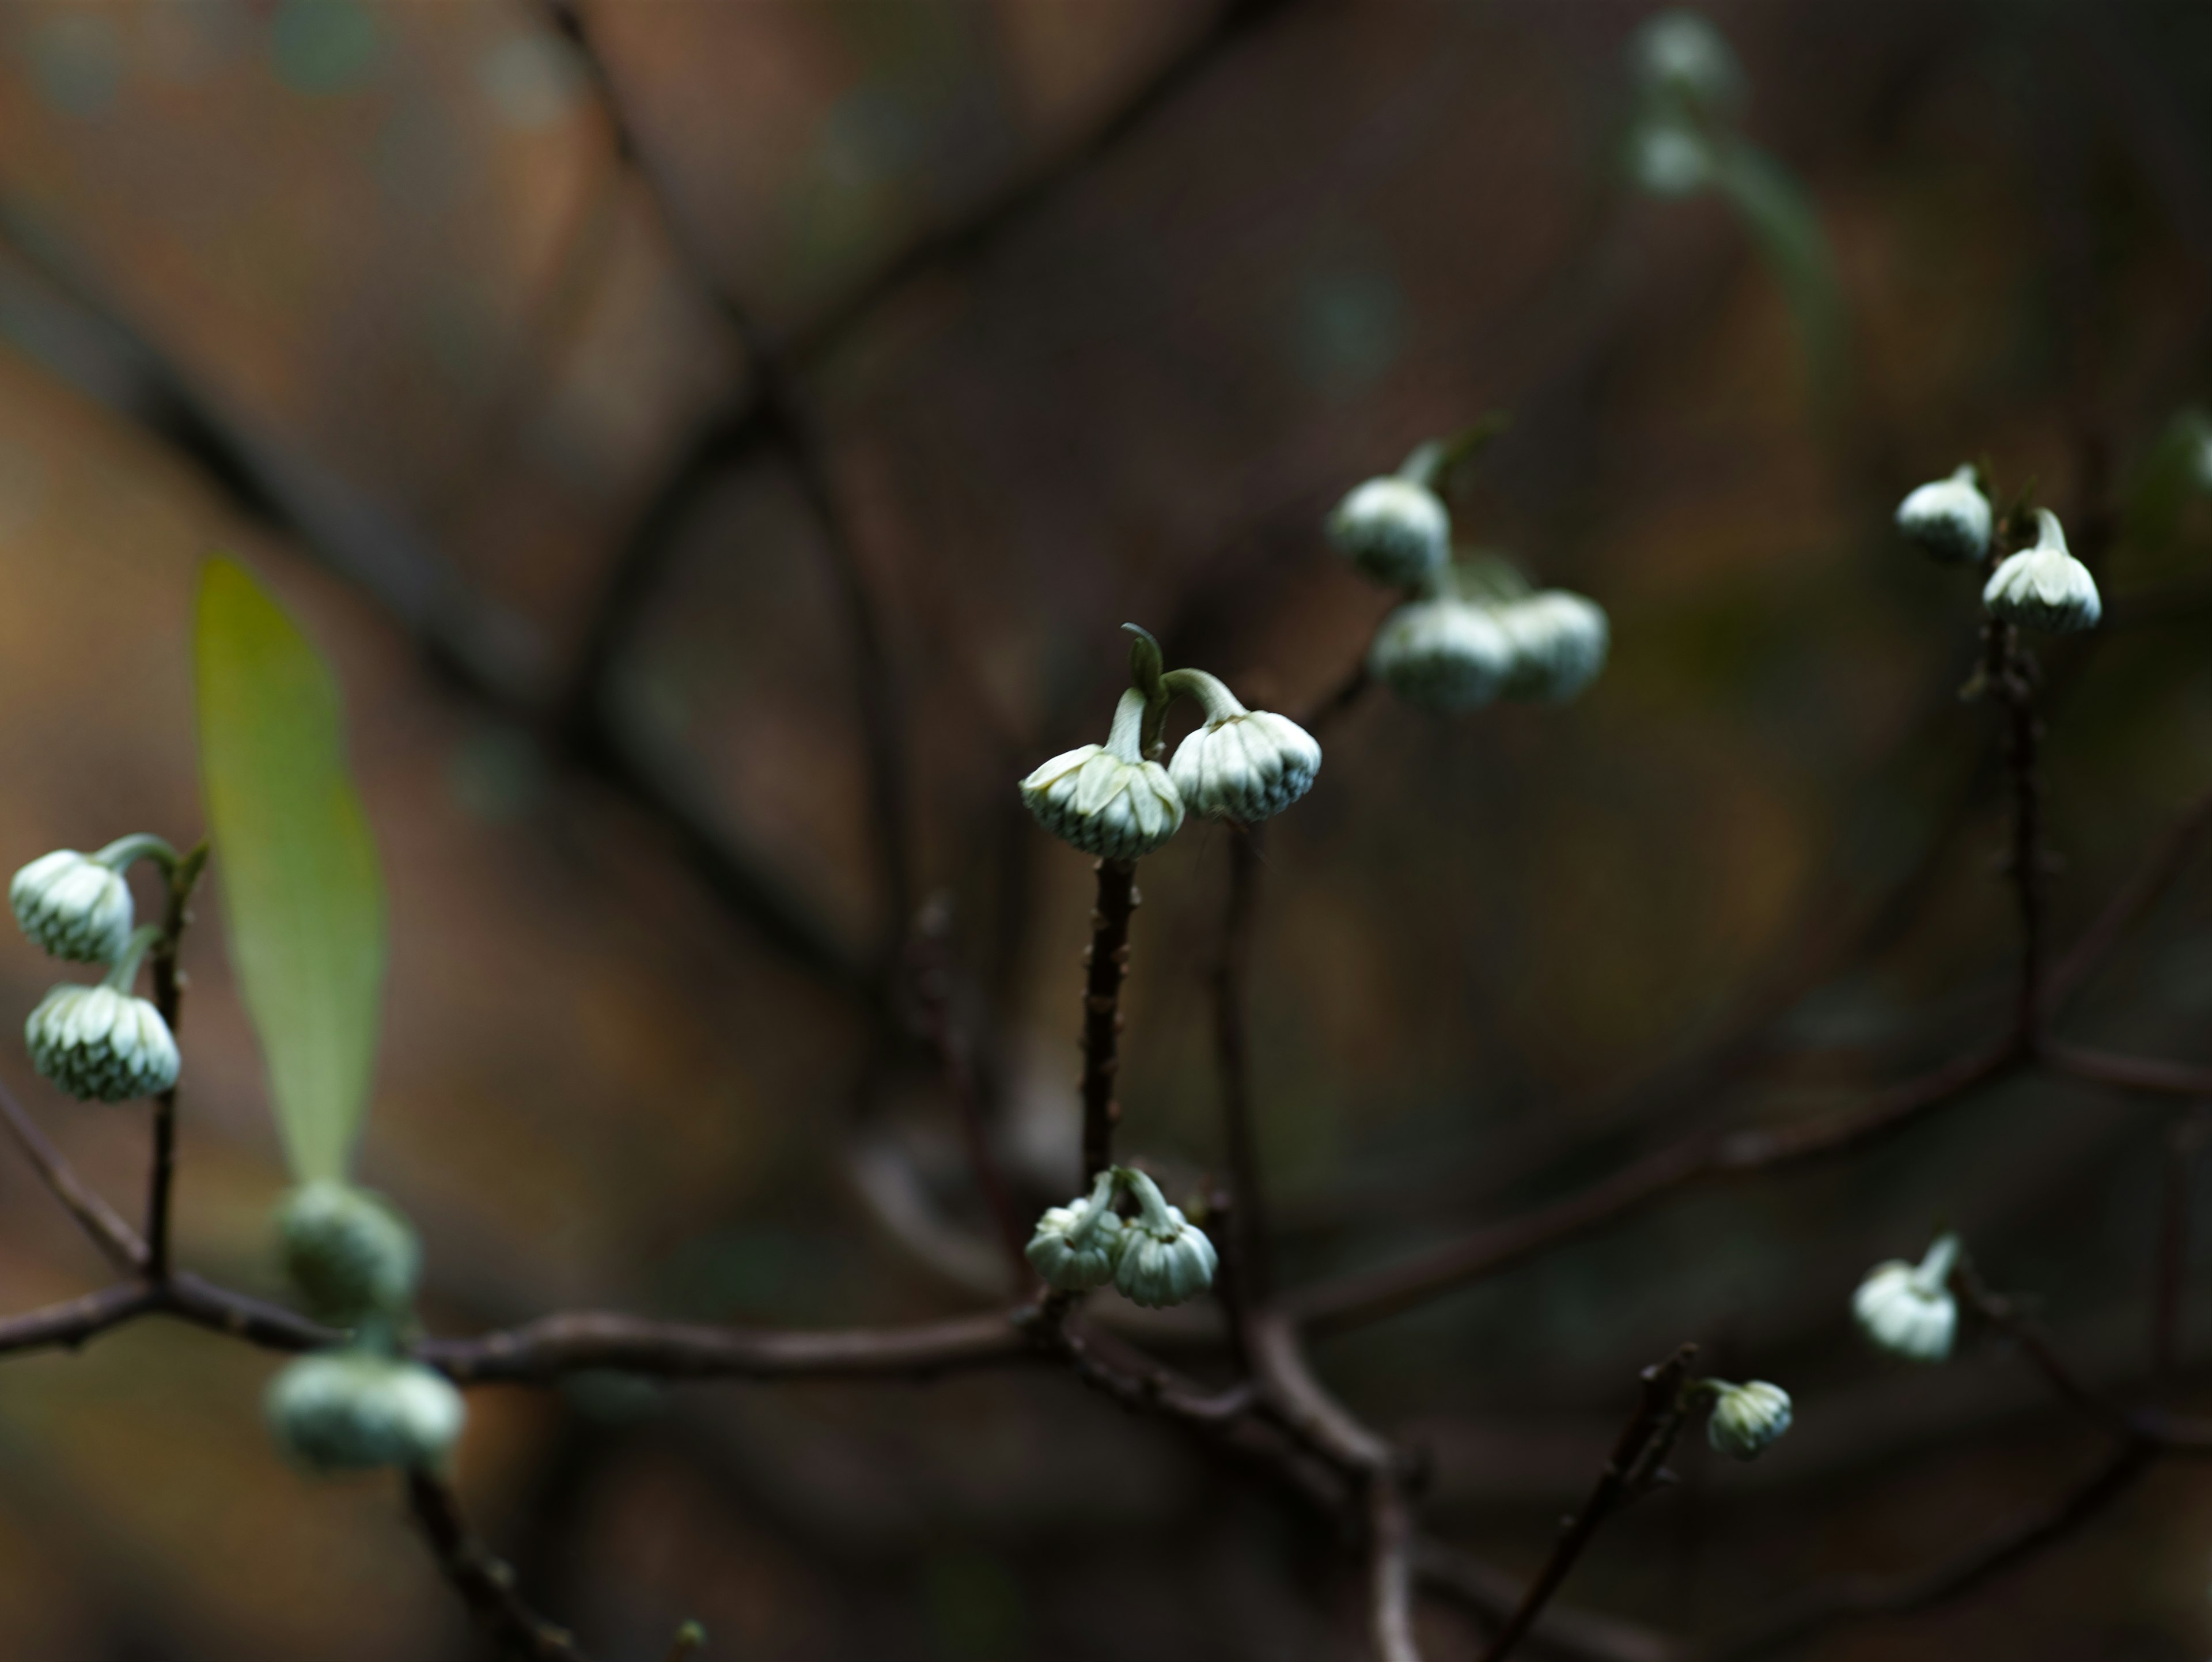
[1700,1438,2156,1661]
[1248,1310,1396,1474]
[0,1282,157,1358]
[145,841,207,1281]
[2041,1043,2212,1097]
[0,1075,145,1272]
[1415,1540,1677,1662]
[1370,1477,1425,1662]
[1080,859,1141,1183]
[1953,1265,2131,1433]
[423,1307,1025,1385]
[406,1468,595,1661]
[1480,1347,1696,1662]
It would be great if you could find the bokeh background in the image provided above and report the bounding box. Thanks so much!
[1,0,2211,1657]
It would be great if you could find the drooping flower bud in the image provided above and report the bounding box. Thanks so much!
[1632,10,1744,116]
[1025,1169,1127,1293]
[1111,1168,1217,1309]
[1020,688,1185,859]
[1983,509,2099,633]
[1851,1232,1959,1364]
[1628,122,1714,196]
[1705,1379,1793,1460]
[1895,465,1992,564]
[1327,478,1451,589]
[266,1350,465,1472]
[1369,598,1512,711]
[1165,672,1321,823]
[278,1180,422,1326]
[1494,591,1611,702]
[10,848,134,964]
[26,975,179,1103]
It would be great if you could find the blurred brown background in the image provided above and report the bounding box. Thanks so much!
[1,0,2211,1657]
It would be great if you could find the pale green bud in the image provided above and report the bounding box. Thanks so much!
[266,1350,465,1472]
[1628,121,1713,196]
[26,983,178,1101]
[1020,688,1184,858]
[1632,11,1744,116]
[10,849,134,964]
[1983,509,2099,632]
[1852,1233,1959,1364]
[1327,478,1451,588]
[1111,1168,1217,1309]
[1165,672,1320,823]
[277,1180,421,1326]
[1705,1379,1792,1460]
[1025,1170,1126,1293]
[1494,591,1610,702]
[1369,598,1512,711]
[1895,465,1991,563]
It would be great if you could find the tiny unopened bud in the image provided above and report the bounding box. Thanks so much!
[1852,1233,1959,1363]
[1632,10,1744,114]
[1983,509,2099,632]
[1705,1379,1792,1460]
[26,983,179,1101]
[1628,122,1713,196]
[278,1180,421,1326]
[1495,591,1611,702]
[1025,1169,1126,1293]
[1165,672,1321,823]
[1369,598,1512,711]
[1021,689,1184,858]
[1895,465,1992,564]
[10,850,133,963]
[266,1350,465,1472]
[1327,478,1451,589]
[1112,1168,1217,1309]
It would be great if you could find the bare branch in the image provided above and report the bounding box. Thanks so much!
[0,1076,146,1273]
[2041,1044,2212,1097]
[1081,860,1141,1183]
[1370,1477,1425,1662]
[1415,1540,1677,1662]
[1213,823,1272,1309]
[145,841,208,1281]
[406,1468,596,1661]
[0,1282,157,1358]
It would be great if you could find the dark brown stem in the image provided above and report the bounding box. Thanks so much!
[1080,860,1139,1183]
[2041,1044,2212,1098]
[143,842,206,1282]
[405,1468,595,1661]
[1952,1265,2131,1433]
[1480,1347,1696,1662]
[1214,822,1272,1308]
[1369,1477,1424,1662]
[0,1075,146,1271]
[1980,615,2045,1046]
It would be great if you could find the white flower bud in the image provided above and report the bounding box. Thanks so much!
[1983,509,2100,633]
[1851,1232,1959,1363]
[278,1180,421,1326]
[1111,1168,1217,1309]
[1629,122,1713,196]
[1494,591,1611,702]
[1369,598,1512,711]
[1165,672,1321,823]
[26,983,179,1101]
[1895,465,1992,563]
[1025,1169,1127,1293]
[1327,478,1451,588]
[266,1350,465,1472]
[1633,10,1744,113]
[1705,1379,1792,1460]
[1021,688,1185,859]
[10,849,133,963]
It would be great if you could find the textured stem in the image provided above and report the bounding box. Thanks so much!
[1214,823,1271,1308]
[406,1468,596,1661]
[143,842,206,1282]
[1080,860,1139,1183]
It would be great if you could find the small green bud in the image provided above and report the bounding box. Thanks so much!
[1369,598,1512,711]
[266,1350,465,1472]
[1328,478,1451,588]
[277,1179,421,1326]
[25,984,179,1101]
[1852,1233,1959,1364]
[1020,688,1184,858]
[1983,509,2100,633]
[1111,1169,1217,1309]
[10,850,133,963]
[1705,1379,1792,1460]
[1025,1170,1126,1293]
[1895,465,1991,563]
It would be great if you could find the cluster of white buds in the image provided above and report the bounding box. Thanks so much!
[1984,509,2100,634]
[1702,1378,1793,1460]
[278,1179,422,1328]
[1025,1165,1218,1309]
[1852,1233,1960,1363]
[1895,465,1992,563]
[13,838,185,1104]
[266,1349,464,1473]
[1021,629,1323,853]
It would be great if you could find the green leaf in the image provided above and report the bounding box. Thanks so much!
[195,558,387,1182]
